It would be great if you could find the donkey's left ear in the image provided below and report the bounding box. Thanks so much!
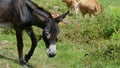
[55,10,69,23]
[33,12,47,22]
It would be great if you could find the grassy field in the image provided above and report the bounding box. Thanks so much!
[0,0,120,68]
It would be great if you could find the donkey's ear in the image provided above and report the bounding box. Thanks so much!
[55,10,69,23]
[33,12,47,22]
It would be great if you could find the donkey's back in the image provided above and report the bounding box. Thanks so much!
[0,0,30,28]
[0,0,15,27]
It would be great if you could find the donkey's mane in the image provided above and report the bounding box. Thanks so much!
[25,0,52,18]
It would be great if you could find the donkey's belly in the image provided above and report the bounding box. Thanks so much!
[0,22,13,28]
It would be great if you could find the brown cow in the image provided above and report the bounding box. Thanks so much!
[62,0,79,16]
[78,0,101,17]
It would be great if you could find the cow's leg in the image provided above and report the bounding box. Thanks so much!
[74,1,79,18]
[89,13,92,17]
[24,27,37,62]
[82,13,85,18]
[16,29,26,65]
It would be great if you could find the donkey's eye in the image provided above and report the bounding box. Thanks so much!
[45,32,50,38]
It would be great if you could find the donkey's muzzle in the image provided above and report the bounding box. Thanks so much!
[48,52,56,58]
[47,44,56,58]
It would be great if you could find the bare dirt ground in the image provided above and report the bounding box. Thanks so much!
[0,40,10,49]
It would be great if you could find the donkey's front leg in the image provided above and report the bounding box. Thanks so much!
[24,27,38,62]
[16,30,26,66]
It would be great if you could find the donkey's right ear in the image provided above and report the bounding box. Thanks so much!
[55,10,69,23]
[33,12,47,22]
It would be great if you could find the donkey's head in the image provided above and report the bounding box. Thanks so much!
[35,10,69,57]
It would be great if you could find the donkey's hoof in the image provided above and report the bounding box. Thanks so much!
[23,64,28,68]
[24,54,30,62]
[20,58,27,65]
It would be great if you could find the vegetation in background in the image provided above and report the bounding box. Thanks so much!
[0,0,120,68]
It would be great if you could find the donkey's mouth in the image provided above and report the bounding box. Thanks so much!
[48,52,56,58]
[47,44,56,58]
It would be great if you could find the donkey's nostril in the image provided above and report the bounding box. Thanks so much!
[47,49,56,58]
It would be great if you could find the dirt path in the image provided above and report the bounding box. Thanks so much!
[0,40,10,49]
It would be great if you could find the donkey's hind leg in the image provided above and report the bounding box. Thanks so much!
[24,27,38,62]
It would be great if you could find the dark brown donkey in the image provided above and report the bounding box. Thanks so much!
[0,0,69,67]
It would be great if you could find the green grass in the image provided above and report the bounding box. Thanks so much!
[0,34,85,68]
[0,0,120,68]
